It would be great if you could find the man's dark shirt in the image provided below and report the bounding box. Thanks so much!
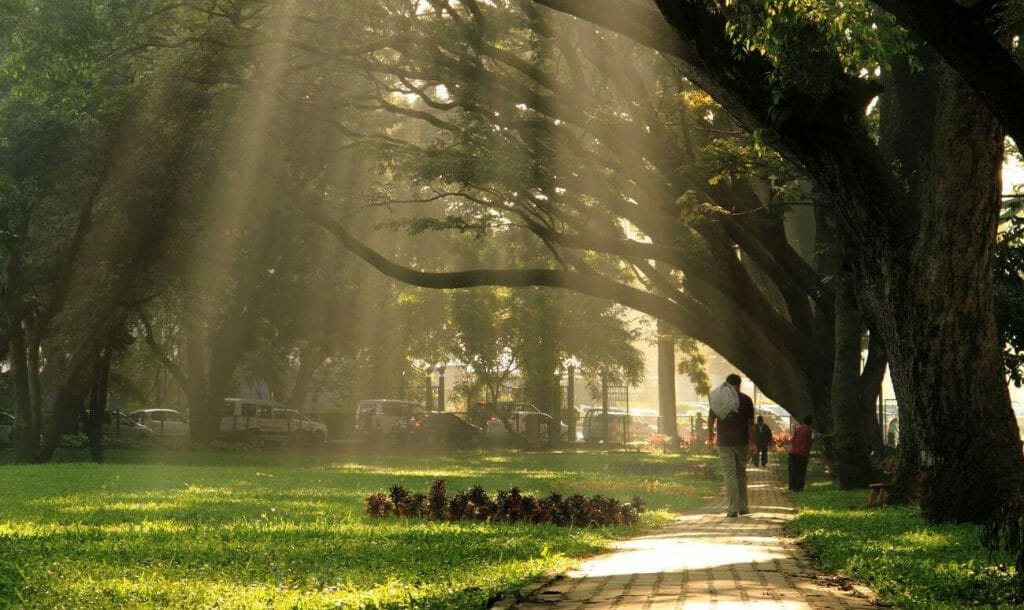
[713,392,754,447]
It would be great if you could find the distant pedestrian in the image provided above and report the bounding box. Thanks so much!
[754,415,773,467]
[693,412,705,447]
[787,415,833,492]
[708,374,755,517]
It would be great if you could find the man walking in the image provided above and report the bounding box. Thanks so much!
[708,374,755,517]
[754,415,773,467]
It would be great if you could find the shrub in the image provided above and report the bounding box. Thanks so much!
[467,485,495,520]
[427,479,448,520]
[366,480,643,527]
[364,492,392,518]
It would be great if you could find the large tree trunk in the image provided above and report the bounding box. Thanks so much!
[38,350,94,462]
[183,314,208,439]
[857,333,888,466]
[522,341,561,448]
[657,318,679,438]
[890,396,921,504]
[875,53,1024,521]
[829,274,874,488]
[26,321,43,452]
[286,346,326,413]
[192,299,258,443]
[85,350,112,463]
[10,326,36,463]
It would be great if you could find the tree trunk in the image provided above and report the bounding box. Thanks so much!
[182,314,209,441]
[657,318,679,438]
[26,322,43,453]
[890,396,921,504]
[38,351,94,462]
[521,292,561,448]
[85,388,104,464]
[86,351,112,463]
[857,334,887,460]
[286,346,325,412]
[10,326,35,463]
[829,274,874,488]
[876,53,1024,521]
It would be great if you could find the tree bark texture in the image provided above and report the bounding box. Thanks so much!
[876,55,1024,520]
[26,323,43,452]
[195,303,256,443]
[85,351,112,463]
[286,346,326,413]
[829,274,874,489]
[38,350,95,462]
[9,327,36,463]
[657,317,679,438]
[522,321,561,448]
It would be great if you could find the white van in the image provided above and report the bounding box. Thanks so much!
[354,399,424,438]
[221,398,326,443]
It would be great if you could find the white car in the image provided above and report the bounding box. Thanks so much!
[221,398,327,443]
[0,411,13,446]
[129,409,190,438]
[100,411,154,441]
[279,408,328,443]
[485,411,569,443]
[354,399,424,439]
[581,410,659,444]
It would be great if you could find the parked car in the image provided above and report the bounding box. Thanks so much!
[100,411,155,441]
[468,401,540,427]
[484,411,569,444]
[409,412,483,448]
[0,411,13,446]
[129,409,190,438]
[581,410,658,444]
[220,398,319,443]
[279,408,328,443]
[354,399,425,439]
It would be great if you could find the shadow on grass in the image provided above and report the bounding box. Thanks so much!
[0,449,720,608]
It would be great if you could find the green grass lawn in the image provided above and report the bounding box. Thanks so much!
[0,448,717,609]
[783,453,1020,609]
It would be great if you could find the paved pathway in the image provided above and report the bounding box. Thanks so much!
[500,460,881,609]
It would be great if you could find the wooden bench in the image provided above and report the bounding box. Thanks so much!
[868,482,893,507]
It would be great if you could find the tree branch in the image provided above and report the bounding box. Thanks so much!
[872,0,1024,147]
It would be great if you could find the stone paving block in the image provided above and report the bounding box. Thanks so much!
[508,461,879,610]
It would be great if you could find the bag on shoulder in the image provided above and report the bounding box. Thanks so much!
[709,383,739,420]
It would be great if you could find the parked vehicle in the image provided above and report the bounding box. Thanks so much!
[484,411,569,444]
[468,401,539,427]
[129,409,190,438]
[279,408,328,443]
[354,399,425,439]
[581,410,658,444]
[0,411,13,446]
[220,398,319,443]
[100,411,155,441]
[409,412,483,448]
